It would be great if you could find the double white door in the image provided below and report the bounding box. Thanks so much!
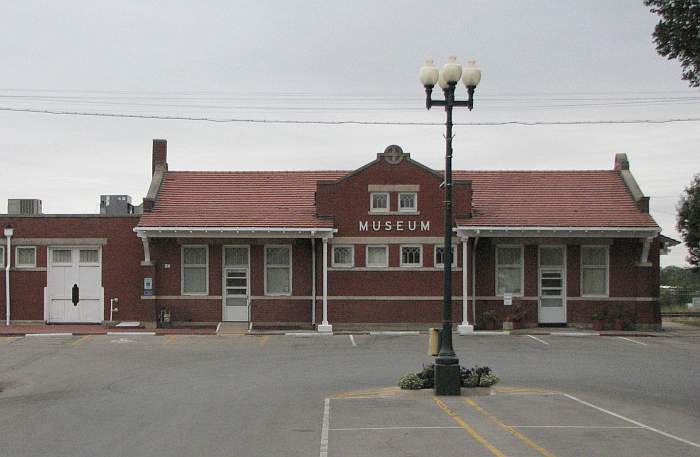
[47,247,103,323]
[538,246,567,324]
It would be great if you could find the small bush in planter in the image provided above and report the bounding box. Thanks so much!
[416,364,435,389]
[398,373,424,390]
[460,365,499,388]
[478,310,498,330]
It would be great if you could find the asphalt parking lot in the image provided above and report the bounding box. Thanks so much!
[1,332,699,456]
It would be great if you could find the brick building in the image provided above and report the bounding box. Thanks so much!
[0,140,675,331]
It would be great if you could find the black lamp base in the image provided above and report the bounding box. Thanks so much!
[434,362,461,396]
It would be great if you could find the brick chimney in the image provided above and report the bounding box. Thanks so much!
[614,153,629,171]
[152,139,168,175]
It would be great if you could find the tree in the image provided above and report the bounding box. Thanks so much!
[644,0,700,88]
[677,174,700,269]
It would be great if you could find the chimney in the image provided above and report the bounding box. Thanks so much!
[152,139,168,175]
[614,153,629,171]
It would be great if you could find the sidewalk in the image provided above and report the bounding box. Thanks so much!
[0,324,216,336]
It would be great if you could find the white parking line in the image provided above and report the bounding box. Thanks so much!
[106,332,156,336]
[527,335,550,345]
[320,398,330,457]
[563,393,700,450]
[26,333,73,337]
[349,335,357,347]
[616,336,648,346]
[509,425,642,429]
[330,426,462,431]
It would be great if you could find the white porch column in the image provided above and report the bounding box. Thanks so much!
[458,237,474,334]
[317,237,332,332]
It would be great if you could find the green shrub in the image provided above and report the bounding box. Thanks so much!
[479,373,500,387]
[416,364,435,389]
[460,366,499,388]
[398,373,424,390]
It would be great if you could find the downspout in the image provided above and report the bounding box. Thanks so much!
[471,232,480,327]
[4,225,13,326]
[311,237,316,326]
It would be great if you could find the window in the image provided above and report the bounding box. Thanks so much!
[370,192,389,212]
[496,246,523,296]
[52,249,72,265]
[366,245,388,267]
[182,246,208,295]
[332,245,354,268]
[398,192,417,212]
[265,245,292,295]
[435,245,457,268]
[224,246,249,267]
[581,246,609,296]
[79,249,99,264]
[16,247,36,268]
[0,246,4,268]
[400,245,422,267]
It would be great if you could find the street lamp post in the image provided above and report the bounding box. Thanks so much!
[419,57,481,395]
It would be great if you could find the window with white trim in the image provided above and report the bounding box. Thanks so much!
[0,246,4,268]
[370,192,389,212]
[435,245,456,268]
[366,245,388,267]
[182,246,208,295]
[79,249,99,264]
[400,245,422,267]
[52,249,72,265]
[16,246,36,268]
[398,192,417,212]
[265,245,292,295]
[581,246,609,296]
[496,246,523,295]
[332,245,354,268]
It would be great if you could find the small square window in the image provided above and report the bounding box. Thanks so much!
[79,249,99,264]
[370,192,389,212]
[52,249,72,265]
[398,192,417,212]
[332,245,354,267]
[16,247,36,268]
[435,245,456,267]
[366,245,388,267]
[400,245,422,267]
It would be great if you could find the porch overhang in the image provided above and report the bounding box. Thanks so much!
[134,226,336,239]
[456,226,660,239]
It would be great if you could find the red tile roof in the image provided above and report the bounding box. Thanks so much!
[454,170,658,228]
[137,169,658,229]
[138,171,346,228]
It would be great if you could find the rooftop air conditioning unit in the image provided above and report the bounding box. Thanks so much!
[7,199,42,215]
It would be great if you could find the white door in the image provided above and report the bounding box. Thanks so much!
[222,246,250,322]
[223,268,249,321]
[47,247,103,323]
[538,246,567,324]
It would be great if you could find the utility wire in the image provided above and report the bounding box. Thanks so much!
[2,106,700,126]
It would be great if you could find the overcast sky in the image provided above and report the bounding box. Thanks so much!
[1,0,698,267]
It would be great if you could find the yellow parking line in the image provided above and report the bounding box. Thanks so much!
[259,335,269,347]
[433,398,507,457]
[70,335,92,347]
[464,397,558,457]
[0,336,20,344]
[162,335,177,345]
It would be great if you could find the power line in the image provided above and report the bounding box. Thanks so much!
[2,106,700,126]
